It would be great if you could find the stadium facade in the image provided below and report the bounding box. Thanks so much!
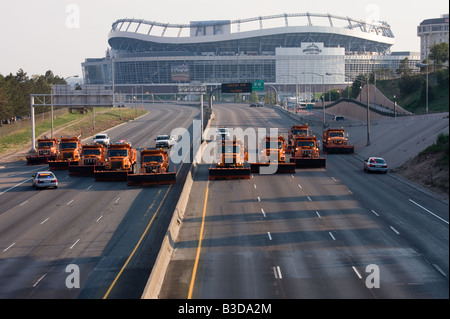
[82,13,420,95]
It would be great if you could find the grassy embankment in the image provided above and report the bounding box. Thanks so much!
[0,107,147,156]
[376,72,449,114]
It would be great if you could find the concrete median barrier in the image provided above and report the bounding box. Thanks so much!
[141,113,213,299]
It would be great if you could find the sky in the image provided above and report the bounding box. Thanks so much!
[0,0,448,79]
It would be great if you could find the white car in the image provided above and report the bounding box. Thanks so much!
[93,133,110,146]
[155,135,176,148]
[32,171,58,189]
[363,157,388,174]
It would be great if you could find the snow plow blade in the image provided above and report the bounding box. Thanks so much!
[291,158,326,169]
[26,156,56,165]
[209,167,251,180]
[69,165,105,176]
[127,173,176,186]
[250,162,296,174]
[94,170,129,182]
[324,146,354,154]
[49,160,78,170]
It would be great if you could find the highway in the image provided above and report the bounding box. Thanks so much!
[0,103,199,299]
[159,103,449,299]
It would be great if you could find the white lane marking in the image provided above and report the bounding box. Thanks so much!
[3,243,15,252]
[273,266,282,279]
[329,232,336,240]
[371,209,380,217]
[267,232,272,240]
[69,239,80,249]
[33,274,47,287]
[261,208,266,217]
[390,225,400,235]
[298,184,302,189]
[86,185,92,190]
[96,215,103,222]
[0,178,32,196]
[40,218,49,225]
[114,197,120,204]
[291,175,295,178]
[408,199,449,225]
[257,196,261,202]
[352,266,362,279]
[316,211,321,218]
[19,200,28,207]
[307,196,312,202]
[67,200,74,206]
[254,184,257,189]
[331,177,337,181]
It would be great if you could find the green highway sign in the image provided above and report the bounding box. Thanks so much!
[252,80,264,91]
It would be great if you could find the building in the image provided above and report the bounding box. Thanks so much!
[82,13,419,96]
[417,14,449,61]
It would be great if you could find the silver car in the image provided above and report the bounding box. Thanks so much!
[32,171,58,189]
[363,157,388,174]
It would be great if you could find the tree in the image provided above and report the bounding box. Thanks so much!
[351,74,368,99]
[429,42,449,69]
[396,58,412,77]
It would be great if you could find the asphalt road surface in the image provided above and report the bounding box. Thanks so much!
[0,103,199,299]
[159,103,449,299]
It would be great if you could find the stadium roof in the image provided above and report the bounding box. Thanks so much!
[108,13,395,55]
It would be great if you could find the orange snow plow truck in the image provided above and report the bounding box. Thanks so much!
[94,141,137,181]
[322,128,354,154]
[290,135,326,168]
[209,139,251,180]
[48,136,82,170]
[250,135,295,174]
[127,149,176,186]
[26,137,59,165]
[287,124,310,151]
[69,143,107,176]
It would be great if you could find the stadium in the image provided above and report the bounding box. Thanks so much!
[82,13,420,96]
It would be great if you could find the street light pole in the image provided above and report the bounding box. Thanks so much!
[51,75,79,138]
[425,64,429,114]
[366,76,370,146]
[416,62,429,114]
[302,72,325,129]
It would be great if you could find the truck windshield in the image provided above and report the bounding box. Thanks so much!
[60,143,78,149]
[83,149,101,156]
[156,136,169,140]
[329,132,344,137]
[108,149,128,157]
[38,142,54,147]
[265,142,283,149]
[292,129,308,135]
[297,141,315,147]
[221,145,240,154]
[143,156,163,162]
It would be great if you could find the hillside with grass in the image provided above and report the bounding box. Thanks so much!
[365,67,449,198]
[376,68,449,114]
